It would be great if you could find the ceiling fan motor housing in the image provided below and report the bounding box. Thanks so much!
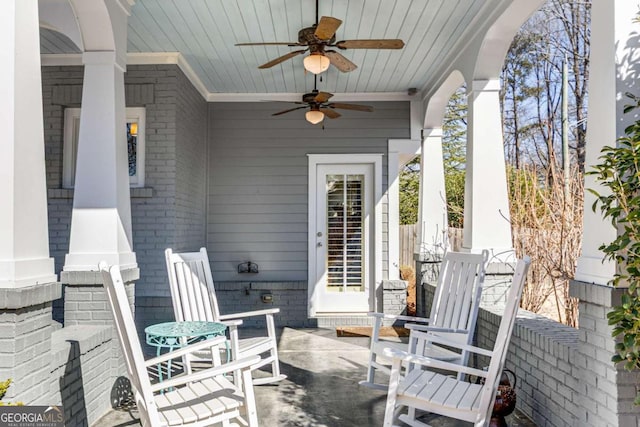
[298,26,335,45]
[302,91,321,104]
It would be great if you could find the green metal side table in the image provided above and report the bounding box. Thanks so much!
[145,320,228,382]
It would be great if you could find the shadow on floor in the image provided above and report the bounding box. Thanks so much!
[94,328,536,427]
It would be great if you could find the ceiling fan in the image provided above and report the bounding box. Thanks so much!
[236,0,404,74]
[272,75,373,125]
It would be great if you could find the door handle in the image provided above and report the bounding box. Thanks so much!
[317,242,323,247]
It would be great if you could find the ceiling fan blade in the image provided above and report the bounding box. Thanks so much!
[263,101,306,105]
[272,106,308,116]
[335,39,405,49]
[259,49,307,69]
[315,16,342,40]
[314,91,334,103]
[320,108,341,119]
[236,42,299,46]
[325,51,358,73]
[329,103,374,112]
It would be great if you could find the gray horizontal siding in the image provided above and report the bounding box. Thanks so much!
[207,101,410,282]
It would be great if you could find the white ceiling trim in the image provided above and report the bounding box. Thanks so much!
[127,51,181,64]
[41,53,83,66]
[40,52,414,102]
[209,92,414,102]
[41,52,210,100]
[129,52,209,100]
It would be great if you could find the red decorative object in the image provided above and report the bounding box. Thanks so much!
[489,369,517,427]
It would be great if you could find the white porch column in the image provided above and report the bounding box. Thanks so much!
[63,52,136,270]
[417,129,449,257]
[388,140,421,279]
[569,5,640,425]
[463,79,513,259]
[388,145,401,281]
[574,0,635,285]
[0,0,56,288]
[63,1,136,271]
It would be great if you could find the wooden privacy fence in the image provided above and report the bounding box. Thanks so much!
[399,225,463,267]
[399,224,418,267]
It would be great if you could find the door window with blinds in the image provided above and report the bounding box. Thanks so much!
[309,157,378,315]
[326,174,365,293]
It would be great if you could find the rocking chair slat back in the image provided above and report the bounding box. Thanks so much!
[431,251,487,337]
[167,248,221,322]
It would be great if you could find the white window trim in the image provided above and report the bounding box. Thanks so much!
[307,153,383,317]
[63,107,146,188]
[62,108,79,189]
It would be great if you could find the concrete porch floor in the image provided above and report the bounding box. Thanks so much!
[94,327,536,426]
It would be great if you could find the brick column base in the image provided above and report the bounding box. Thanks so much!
[482,262,516,307]
[0,282,61,404]
[61,268,138,396]
[415,253,444,318]
[416,255,515,312]
[570,280,640,426]
[381,280,408,326]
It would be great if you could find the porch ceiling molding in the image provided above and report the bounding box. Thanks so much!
[39,0,540,102]
[40,52,415,103]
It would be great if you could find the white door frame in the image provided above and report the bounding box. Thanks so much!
[307,154,383,317]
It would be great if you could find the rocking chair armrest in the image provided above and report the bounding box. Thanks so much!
[218,319,243,327]
[145,336,227,367]
[415,333,494,357]
[405,323,468,334]
[367,312,431,323]
[150,354,262,393]
[219,308,280,320]
[383,347,488,379]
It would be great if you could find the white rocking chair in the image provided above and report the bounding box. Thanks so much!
[165,248,286,385]
[383,256,531,427]
[100,263,260,427]
[360,250,488,391]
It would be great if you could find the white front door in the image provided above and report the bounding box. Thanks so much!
[311,163,373,314]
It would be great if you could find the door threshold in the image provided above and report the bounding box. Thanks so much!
[313,312,369,317]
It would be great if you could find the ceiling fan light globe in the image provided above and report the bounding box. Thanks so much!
[305,110,325,124]
[303,54,330,74]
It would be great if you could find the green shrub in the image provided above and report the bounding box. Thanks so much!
[0,379,11,400]
[0,379,23,406]
[589,93,640,404]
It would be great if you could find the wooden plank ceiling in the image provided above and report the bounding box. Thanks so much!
[40,0,508,96]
